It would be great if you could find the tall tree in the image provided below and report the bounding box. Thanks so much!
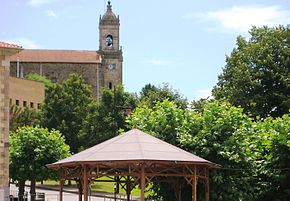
[79,84,137,149]
[240,114,290,201]
[213,26,290,118]
[140,83,188,109]
[9,126,70,201]
[41,73,95,153]
[127,100,256,201]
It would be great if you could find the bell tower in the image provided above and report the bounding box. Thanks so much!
[99,1,123,89]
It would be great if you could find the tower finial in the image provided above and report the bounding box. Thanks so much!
[107,0,112,10]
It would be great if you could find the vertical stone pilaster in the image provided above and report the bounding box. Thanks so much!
[0,53,11,201]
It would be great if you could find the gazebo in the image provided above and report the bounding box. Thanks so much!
[47,129,219,201]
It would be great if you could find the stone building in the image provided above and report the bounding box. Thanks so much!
[9,1,122,99]
[0,41,22,201]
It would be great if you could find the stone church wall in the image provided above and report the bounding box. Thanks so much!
[10,62,104,98]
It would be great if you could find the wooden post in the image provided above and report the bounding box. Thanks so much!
[78,180,83,201]
[126,176,131,201]
[192,166,197,201]
[140,165,145,201]
[83,165,88,201]
[174,180,182,201]
[206,168,210,201]
[59,170,64,201]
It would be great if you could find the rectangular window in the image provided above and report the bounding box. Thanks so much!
[15,100,19,106]
[30,102,34,108]
[37,103,41,109]
[109,82,112,89]
[23,101,27,107]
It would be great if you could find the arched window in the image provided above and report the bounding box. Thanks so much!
[106,35,113,46]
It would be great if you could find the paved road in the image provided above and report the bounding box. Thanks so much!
[10,184,129,201]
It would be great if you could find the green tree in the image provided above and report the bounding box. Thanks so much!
[9,126,70,201]
[25,72,54,89]
[128,99,187,146]
[213,26,290,118]
[9,105,40,131]
[140,83,188,109]
[240,114,290,201]
[41,73,95,153]
[127,100,256,201]
[80,84,137,149]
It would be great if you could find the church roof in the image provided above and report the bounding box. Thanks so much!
[9,49,101,63]
[49,129,218,168]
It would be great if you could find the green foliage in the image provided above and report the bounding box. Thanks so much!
[179,101,256,201]
[80,84,137,149]
[9,126,70,190]
[127,100,257,201]
[139,83,188,109]
[213,25,290,118]
[25,72,54,88]
[128,99,188,145]
[240,114,290,201]
[41,73,95,153]
[9,105,40,131]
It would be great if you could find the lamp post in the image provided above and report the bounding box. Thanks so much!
[112,87,132,201]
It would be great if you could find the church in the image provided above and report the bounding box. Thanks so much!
[9,1,123,100]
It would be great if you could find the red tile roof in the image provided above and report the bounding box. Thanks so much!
[0,41,22,49]
[10,49,101,63]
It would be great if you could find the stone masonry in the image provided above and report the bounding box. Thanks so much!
[0,44,21,201]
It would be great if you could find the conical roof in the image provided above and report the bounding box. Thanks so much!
[49,129,217,168]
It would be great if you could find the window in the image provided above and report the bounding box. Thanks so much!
[30,102,34,108]
[109,82,112,89]
[15,100,19,106]
[23,101,27,107]
[106,35,113,47]
[37,103,41,109]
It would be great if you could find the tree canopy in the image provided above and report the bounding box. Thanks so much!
[127,99,290,201]
[79,84,137,149]
[213,25,290,118]
[127,100,256,201]
[9,126,70,201]
[41,73,95,154]
[139,83,188,109]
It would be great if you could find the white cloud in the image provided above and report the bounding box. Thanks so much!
[7,38,40,49]
[195,89,212,100]
[46,10,57,17]
[146,59,171,66]
[190,5,290,33]
[28,0,60,7]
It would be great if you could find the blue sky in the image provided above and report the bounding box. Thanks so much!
[1,0,290,101]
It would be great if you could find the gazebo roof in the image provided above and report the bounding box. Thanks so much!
[49,129,217,168]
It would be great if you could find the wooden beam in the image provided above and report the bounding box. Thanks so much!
[140,165,145,201]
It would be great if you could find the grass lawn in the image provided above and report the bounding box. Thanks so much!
[40,177,143,196]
